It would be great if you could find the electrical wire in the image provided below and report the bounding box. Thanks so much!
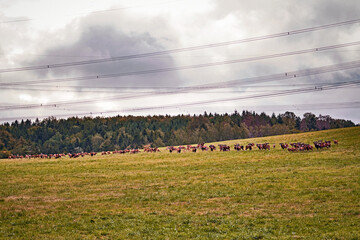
[0,85,359,122]
[1,80,358,90]
[1,78,359,111]
[2,84,359,94]
[0,60,359,110]
[1,42,360,86]
[0,87,318,94]
[2,48,359,60]
[1,18,360,73]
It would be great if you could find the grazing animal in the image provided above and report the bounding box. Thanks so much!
[167,146,176,153]
[234,144,244,151]
[280,143,289,150]
[130,149,139,154]
[197,143,208,151]
[219,144,230,151]
[256,143,270,150]
[69,153,80,158]
[246,144,252,150]
[144,147,160,153]
[285,142,314,152]
[314,140,331,150]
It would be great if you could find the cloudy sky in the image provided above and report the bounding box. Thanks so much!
[1,0,360,123]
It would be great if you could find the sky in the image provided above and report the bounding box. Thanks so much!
[0,0,360,123]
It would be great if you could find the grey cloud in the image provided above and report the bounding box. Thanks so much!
[21,21,181,88]
[208,0,360,78]
[311,0,360,23]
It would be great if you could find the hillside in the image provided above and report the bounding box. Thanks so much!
[0,111,355,157]
[0,127,359,239]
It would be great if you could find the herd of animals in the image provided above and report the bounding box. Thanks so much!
[7,140,339,159]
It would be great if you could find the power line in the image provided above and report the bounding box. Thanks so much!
[1,18,360,73]
[1,78,360,94]
[0,60,359,110]
[184,60,360,89]
[1,76,359,111]
[0,85,359,122]
[48,101,360,112]
[175,81,360,108]
[11,79,360,90]
[70,81,360,113]
[224,102,360,110]
[2,42,360,86]
[2,85,358,94]
[0,81,351,90]
[2,48,359,60]
[0,86,318,94]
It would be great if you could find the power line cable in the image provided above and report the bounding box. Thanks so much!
[2,84,358,94]
[1,77,359,111]
[0,81,352,90]
[1,18,360,73]
[2,48,359,60]
[0,86,318,94]
[1,42,360,86]
[1,60,359,109]
[12,58,357,92]
[57,101,360,112]
[1,84,359,122]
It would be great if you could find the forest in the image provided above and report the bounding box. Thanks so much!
[0,111,355,157]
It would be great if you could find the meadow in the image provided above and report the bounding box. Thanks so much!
[0,127,359,239]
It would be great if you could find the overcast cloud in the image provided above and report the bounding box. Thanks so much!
[0,0,360,123]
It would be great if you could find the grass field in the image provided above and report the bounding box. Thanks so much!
[0,127,359,239]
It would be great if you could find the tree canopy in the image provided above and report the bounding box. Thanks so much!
[0,111,355,158]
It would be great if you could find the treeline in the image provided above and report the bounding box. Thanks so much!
[0,111,355,157]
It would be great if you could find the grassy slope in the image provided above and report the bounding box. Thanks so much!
[0,127,359,239]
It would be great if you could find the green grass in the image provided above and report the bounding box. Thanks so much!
[0,127,359,239]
